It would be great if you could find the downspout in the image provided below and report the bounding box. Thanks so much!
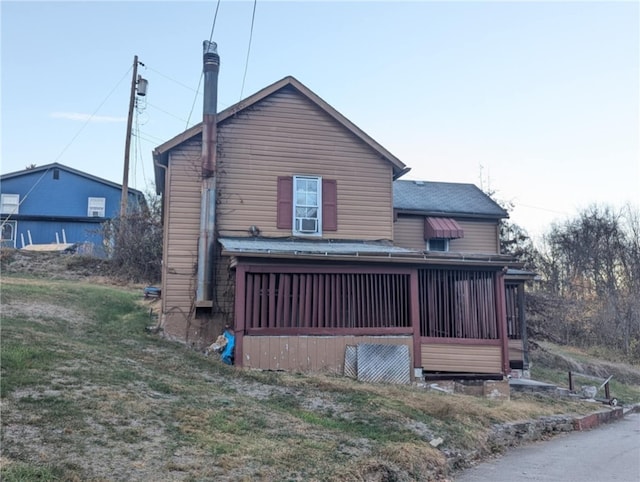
[197,40,220,305]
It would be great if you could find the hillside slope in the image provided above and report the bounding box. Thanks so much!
[1,250,637,481]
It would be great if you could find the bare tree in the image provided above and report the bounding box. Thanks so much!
[102,190,163,283]
[535,204,640,358]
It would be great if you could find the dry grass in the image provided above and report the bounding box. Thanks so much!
[0,270,630,481]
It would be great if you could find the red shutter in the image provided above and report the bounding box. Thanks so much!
[277,176,293,229]
[322,179,338,232]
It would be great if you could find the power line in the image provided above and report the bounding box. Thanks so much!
[516,203,570,216]
[146,102,190,123]
[0,167,52,231]
[186,0,222,129]
[185,76,204,129]
[52,67,131,165]
[134,131,166,144]
[209,0,222,42]
[240,0,258,100]
[134,113,147,190]
[145,66,200,93]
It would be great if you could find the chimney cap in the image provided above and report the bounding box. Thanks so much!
[203,40,218,55]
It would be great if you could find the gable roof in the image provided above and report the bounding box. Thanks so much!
[153,76,409,193]
[393,180,508,219]
[1,162,144,198]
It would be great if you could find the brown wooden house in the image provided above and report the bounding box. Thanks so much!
[153,44,527,380]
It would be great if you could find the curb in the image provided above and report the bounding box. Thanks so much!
[623,403,640,416]
[572,402,639,431]
[572,406,623,431]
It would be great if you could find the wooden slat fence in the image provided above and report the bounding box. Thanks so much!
[505,283,521,339]
[244,272,411,331]
[418,268,498,339]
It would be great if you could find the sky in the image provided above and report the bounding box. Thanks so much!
[2,0,639,240]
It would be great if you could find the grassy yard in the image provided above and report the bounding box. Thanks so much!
[1,273,634,481]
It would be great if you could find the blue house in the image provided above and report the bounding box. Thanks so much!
[0,163,144,256]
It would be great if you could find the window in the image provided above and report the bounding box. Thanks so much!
[427,238,449,252]
[294,176,321,235]
[53,168,60,180]
[277,176,337,234]
[87,197,106,217]
[0,194,19,215]
[1,221,17,247]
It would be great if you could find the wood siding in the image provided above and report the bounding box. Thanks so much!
[451,220,500,254]
[421,343,502,373]
[393,215,425,251]
[216,86,394,240]
[393,215,500,254]
[160,139,202,340]
[508,339,524,363]
[242,335,413,373]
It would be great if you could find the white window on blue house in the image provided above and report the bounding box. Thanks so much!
[293,176,322,236]
[0,194,19,215]
[88,197,106,217]
[1,221,17,248]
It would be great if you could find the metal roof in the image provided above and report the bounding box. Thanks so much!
[425,217,464,239]
[393,180,508,218]
[506,268,538,280]
[219,237,418,256]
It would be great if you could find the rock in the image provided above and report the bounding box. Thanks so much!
[430,437,444,447]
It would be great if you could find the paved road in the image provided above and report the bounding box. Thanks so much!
[455,412,640,482]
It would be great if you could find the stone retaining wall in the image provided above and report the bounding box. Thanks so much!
[448,406,631,473]
[488,406,624,451]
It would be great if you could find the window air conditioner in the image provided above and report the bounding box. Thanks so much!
[298,217,318,233]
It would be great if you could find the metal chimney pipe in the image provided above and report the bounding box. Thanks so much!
[202,41,220,178]
[197,41,220,304]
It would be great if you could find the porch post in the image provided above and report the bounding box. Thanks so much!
[495,270,510,375]
[234,264,247,367]
[517,283,529,370]
[409,269,422,375]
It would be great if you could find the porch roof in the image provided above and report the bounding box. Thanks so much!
[505,268,538,281]
[219,237,418,257]
[219,237,516,268]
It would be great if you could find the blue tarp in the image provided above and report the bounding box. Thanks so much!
[221,330,235,365]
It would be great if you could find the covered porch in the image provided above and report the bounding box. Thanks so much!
[221,238,515,379]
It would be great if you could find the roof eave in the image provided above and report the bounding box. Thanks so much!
[394,208,508,220]
[1,162,144,196]
[151,76,409,186]
[222,249,518,268]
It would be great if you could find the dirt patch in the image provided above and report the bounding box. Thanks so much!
[2,301,86,327]
[2,248,106,279]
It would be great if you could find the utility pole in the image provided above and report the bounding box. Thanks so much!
[120,56,147,217]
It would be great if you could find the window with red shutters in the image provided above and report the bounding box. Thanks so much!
[322,179,337,232]
[276,176,337,234]
[276,176,293,229]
